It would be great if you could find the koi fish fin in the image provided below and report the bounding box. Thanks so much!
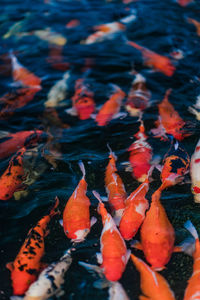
[126,249,131,264]
[0,130,10,138]
[94,278,110,289]
[96,252,103,264]
[92,190,103,203]
[65,107,78,116]
[107,143,117,160]
[155,164,163,173]
[59,219,63,227]
[78,261,103,277]
[130,240,143,250]
[79,160,86,178]
[49,196,60,217]
[112,112,127,120]
[90,216,97,227]
[184,220,199,240]
[55,289,65,297]
[174,237,195,256]
[100,196,108,202]
[188,106,200,121]
[6,262,14,271]
[90,113,97,119]
[120,10,137,24]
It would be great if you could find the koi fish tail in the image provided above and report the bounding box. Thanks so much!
[79,160,86,178]
[184,220,199,240]
[151,188,162,203]
[107,143,117,160]
[163,88,172,101]
[92,190,103,203]
[49,196,60,217]
[9,50,22,71]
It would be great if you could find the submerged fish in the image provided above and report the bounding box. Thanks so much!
[127,40,175,76]
[7,198,59,295]
[188,17,200,36]
[33,28,67,46]
[190,139,200,203]
[177,0,193,6]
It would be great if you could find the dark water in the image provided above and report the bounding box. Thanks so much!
[0,0,200,299]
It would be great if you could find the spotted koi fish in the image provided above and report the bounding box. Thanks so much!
[125,73,151,117]
[130,253,175,300]
[0,147,27,200]
[105,145,127,224]
[93,191,130,281]
[190,139,200,203]
[127,40,175,77]
[62,162,96,242]
[119,178,149,240]
[6,198,59,295]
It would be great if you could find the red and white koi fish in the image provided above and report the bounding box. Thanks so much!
[93,191,130,281]
[127,119,152,182]
[125,73,151,117]
[95,84,126,126]
[158,138,190,192]
[10,52,41,89]
[127,40,175,77]
[183,220,200,300]
[0,130,44,159]
[65,78,95,120]
[152,89,189,141]
[7,198,59,295]
[119,178,149,240]
[62,162,96,242]
[131,253,175,300]
[0,147,27,200]
[190,139,200,203]
[105,144,127,224]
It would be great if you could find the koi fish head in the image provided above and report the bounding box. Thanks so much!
[74,97,95,120]
[0,186,14,200]
[192,186,200,203]
[70,228,90,243]
[103,259,125,281]
[11,269,36,295]
[144,244,172,270]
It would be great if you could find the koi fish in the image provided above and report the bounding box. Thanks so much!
[151,89,189,141]
[177,0,193,6]
[158,138,190,192]
[130,253,175,300]
[0,130,44,159]
[190,139,200,203]
[66,19,80,28]
[135,191,176,270]
[46,45,70,71]
[0,147,27,201]
[10,52,41,88]
[11,249,72,300]
[127,40,175,77]
[127,120,152,182]
[65,78,95,120]
[183,220,200,300]
[119,179,149,240]
[105,145,127,224]
[95,84,126,126]
[44,70,70,108]
[188,18,200,36]
[0,88,39,119]
[3,12,31,39]
[33,28,67,46]
[6,198,59,295]
[62,162,96,242]
[125,73,151,117]
[93,191,130,281]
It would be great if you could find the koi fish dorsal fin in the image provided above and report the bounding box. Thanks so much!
[79,160,86,178]
[184,220,199,240]
[6,261,14,271]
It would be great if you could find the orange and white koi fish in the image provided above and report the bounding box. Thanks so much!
[0,147,27,200]
[6,198,59,295]
[127,120,152,182]
[105,145,126,224]
[188,18,200,36]
[177,0,193,6]
[0,130,44,159]
[95,84,126,126]
[125,73,151,117]
[119,179,149,240]
[134,190,176,270]
[62,162,96,242]
[93,191,130,281]
[158,138,190,192]
[0,88,39,119]
[190,139,200,203]
[151,89,189,141]
[10,52,41,88]
[183,220,200,300]
[127,40,175,77]
[65,78,95,120]
[130,253,175,300]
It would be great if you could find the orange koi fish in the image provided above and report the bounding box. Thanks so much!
[93,191,130,281]
[131,253,175,300]
[151,89,189,141]
[177,0,193,6]
[95,84,126,126]
[0,130,44,159]
[10,52,41,88]
[136,191,175,270]
[188,17,200,36]
[127,40,175,77]
[190,139,200,203]
[6,198,59,295]
[125,73,151,117]
[62,162,96,242]
[119,179,149,240]
[105,145,127,224]
[183,220,200,300]
[0,147,27,200]
[127,120,152,182]
[66,19,80,28]
[0,87,39,119]
[158,138,190,192]
[66,78,95,120]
